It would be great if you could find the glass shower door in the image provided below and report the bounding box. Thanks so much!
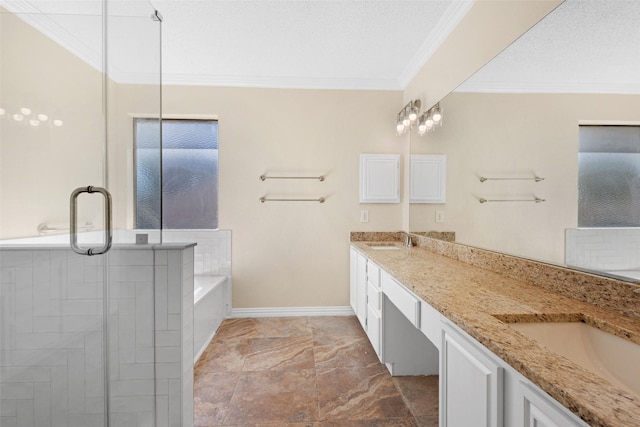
[0,2,162,426]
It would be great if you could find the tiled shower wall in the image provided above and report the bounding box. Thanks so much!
[565,228,640,270]
[162,230,231,276]
[0,245,194,427]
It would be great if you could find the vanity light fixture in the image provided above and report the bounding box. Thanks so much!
[396,99,421,135]
[417,103,443,136]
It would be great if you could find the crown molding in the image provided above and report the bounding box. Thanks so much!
[3,0,103,72]
[161,73,401,91]
[397,0,473,89]
[454,80,640,94]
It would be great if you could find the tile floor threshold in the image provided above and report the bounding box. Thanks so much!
[194,316,438,426]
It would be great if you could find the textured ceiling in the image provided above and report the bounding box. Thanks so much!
[3,0,472,90]
[457,0,640,94]
[6,0,639,93]
[152,0,470,89]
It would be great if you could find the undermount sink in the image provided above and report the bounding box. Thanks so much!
[506,320,640,397]
[366,242,403,251]
[368,245,402,251]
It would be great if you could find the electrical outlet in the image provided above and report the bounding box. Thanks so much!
[435,210,445,223]
[360,210,369,223]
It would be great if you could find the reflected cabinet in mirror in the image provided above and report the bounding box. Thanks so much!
[409,0,640,281]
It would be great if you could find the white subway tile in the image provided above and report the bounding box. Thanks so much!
[33,382,51,427]
[0,383,34,399]
[110,250,154,266]
[61,299,102,316]
[119,364,154,380]
[16,399,34,427]
[0,251,33,267]
[15,333,84,350]
[111,396,154,413]
[0,366,50,383]
[155,363,181,379]
[111,379,155,397]
[155,347,181,363]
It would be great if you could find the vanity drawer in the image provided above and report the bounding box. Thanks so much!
[367,261,381,288]
[381,272,420,327]
[367,281,381,312]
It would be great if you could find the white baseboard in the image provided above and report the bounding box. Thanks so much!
[230,306,354,318]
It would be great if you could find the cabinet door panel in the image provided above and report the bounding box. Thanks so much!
[368,282,381,312]
[410,154,446,203]
[520,381,589,427]
[441,323,503,427]
[367,305,382,360]
[356,252,368,329]
[360,154,400,203]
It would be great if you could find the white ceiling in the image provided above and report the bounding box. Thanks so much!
[3,0,473,90]
[4,0,640,93]
[457,0,640,94]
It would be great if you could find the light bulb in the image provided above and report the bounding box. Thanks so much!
[402,118,410,127]
[29,119,40,127]
[20,107,32,116]
[408,110,418,123]
[418,124,427,135]
[53,119,64,127]
[37,114,48,122]
[426,118,434,127]
[13,113,24,121]
[396,123,405,134]
[432,105,442,123]
[0,108,5,116]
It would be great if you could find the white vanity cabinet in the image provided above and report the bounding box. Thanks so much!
[349,247,368,329]
[441,321,503,427]
[517,381,589,427]
[359,154,400,203]
[366,260,383,360]
[348,246,590,427]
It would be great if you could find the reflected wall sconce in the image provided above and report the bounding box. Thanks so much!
[417,103,443,136]
[0,106,64,128]
[395,99,421,135]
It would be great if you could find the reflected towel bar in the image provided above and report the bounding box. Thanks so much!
[260,197,325,203]
[38,222,94,236]
[260,175,325,181]
[479,176,544,182]
[479,197,545,204]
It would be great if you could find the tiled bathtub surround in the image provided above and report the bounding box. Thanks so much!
[162,230,231,277]
[0,245,195,427]
[565,228,640,272]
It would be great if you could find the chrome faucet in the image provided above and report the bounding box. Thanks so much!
[404,234,413,247]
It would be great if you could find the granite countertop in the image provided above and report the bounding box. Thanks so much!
[351,241,640,427]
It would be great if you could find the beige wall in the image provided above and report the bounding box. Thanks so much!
[0,10,105,239]
[404,0,561,109]
[163,86,404,308]
[410,92,640,265]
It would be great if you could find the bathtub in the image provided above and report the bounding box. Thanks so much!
[194,275,230,363]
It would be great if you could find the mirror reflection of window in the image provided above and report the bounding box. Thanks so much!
[135,118,219,229]
[578,125,640,227]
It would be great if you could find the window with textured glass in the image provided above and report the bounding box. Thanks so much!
[135,118,218,229]
[578,125,640,227]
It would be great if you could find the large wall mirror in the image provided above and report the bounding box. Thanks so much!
[409,0,640,282]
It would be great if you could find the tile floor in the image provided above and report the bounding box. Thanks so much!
[194,316,439,426]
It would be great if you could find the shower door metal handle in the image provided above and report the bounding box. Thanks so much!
[70,186,113,256]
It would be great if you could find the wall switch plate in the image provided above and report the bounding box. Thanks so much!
[435,210,445,223]
[360,210,369,223]
[136,233,149,244]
